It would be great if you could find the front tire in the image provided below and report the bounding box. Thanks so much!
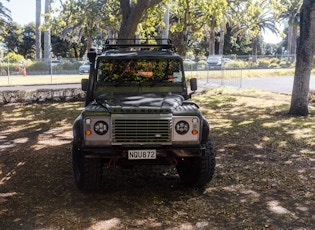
[72,143,104,191]
[176,138,216,187]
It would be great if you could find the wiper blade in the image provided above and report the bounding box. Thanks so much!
[94,99,111,113]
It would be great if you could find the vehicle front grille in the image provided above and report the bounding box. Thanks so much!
[112,118,172,144]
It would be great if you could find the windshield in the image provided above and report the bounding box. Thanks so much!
[96,58,183,84]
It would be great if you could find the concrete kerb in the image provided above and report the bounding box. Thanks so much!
[0,88,86,105]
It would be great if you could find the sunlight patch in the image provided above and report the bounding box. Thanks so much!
[238,120,254,125]
[267,200,291,215]
[87,218,121,230]
[0,192,18,204]
[13,138,29,144]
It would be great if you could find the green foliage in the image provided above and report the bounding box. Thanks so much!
[3,52,25,63]
[27,61,49,71]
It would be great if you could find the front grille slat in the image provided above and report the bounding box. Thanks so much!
[112,119,171,143]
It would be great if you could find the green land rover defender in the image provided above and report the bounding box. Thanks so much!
[72,40,216,190]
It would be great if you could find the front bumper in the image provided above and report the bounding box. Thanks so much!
[80,145,204,159]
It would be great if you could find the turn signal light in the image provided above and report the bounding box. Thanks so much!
[85,130,92,136]
[192,129,198,135]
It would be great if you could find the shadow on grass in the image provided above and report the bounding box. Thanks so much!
[0,91,314,229]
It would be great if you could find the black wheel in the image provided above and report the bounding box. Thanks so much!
[176,138,216,187]
[72,143,104,191]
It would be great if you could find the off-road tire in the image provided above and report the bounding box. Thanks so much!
[72,143,103,191]
[176,138,216,187]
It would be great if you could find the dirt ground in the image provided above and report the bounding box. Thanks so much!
[0,95,314,230]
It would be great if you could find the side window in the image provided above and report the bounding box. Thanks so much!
[167,60,183,83]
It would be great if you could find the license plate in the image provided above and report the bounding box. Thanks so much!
[128,150,156,160]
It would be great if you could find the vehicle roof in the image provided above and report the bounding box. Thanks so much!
[98,39,179,59]
[98,50,181,59]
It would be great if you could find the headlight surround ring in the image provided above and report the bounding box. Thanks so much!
[94,121,108,135]
[175,120,190,135]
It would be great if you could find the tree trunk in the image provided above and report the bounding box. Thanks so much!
[289,0,315,116]
[218,25,224,55]
[162,5,169,43]
[118,0,163,41]
[44,0,51,61]
[291,25,298,55]
[208,28,215,55]
[252,36,258,62]
[287,25,293,56]
[35,0,41,60]
[291,24,298,62]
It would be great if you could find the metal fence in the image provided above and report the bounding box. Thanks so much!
[0,56,296,88]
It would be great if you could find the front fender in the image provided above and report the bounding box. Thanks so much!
[73,115,83,147]
[201,117,210,144]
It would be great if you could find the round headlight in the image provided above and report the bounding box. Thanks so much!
[94,121,108,135]
[175,121,189,135]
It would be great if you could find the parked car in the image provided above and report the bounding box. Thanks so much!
[79,61,90,74]
[205,55,223,69]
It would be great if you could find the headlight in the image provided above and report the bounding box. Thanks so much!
[175,120,189,135]
[94,121,108,135]
[173,116,200,143]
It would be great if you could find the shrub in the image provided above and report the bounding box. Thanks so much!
[268,63,279,68]
[258,59,270,68]
[225,60,246,69]
[269,58,279,64]
[27,61,49,71]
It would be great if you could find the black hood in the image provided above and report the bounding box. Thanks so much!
[99,93,184,109]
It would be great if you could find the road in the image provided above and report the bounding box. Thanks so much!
[0,75,314,94]
[198,75,315,94]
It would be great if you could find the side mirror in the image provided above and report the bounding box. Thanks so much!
[81,79,89,91]
[190,78,197,91]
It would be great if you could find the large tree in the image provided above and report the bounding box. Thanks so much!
[289,0,315,116]
[118,0,163,41]
[3,22,23,52]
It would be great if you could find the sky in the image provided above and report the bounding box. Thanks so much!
[4,0,283,44]
[4,0,38,25]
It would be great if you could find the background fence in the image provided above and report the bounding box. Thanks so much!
[0,55,300,88]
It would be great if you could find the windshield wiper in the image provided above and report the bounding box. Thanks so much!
[94,99,111,113]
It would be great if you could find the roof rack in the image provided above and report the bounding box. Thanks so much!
[103,39,176,52]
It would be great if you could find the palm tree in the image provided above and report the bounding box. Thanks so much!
[0,0,11,23]
[0,0,12,49]
[36,0,41,60]
[279,0,302,59]
[230,1,278,61]
[44,0,51,61]
[251,9,278,61]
